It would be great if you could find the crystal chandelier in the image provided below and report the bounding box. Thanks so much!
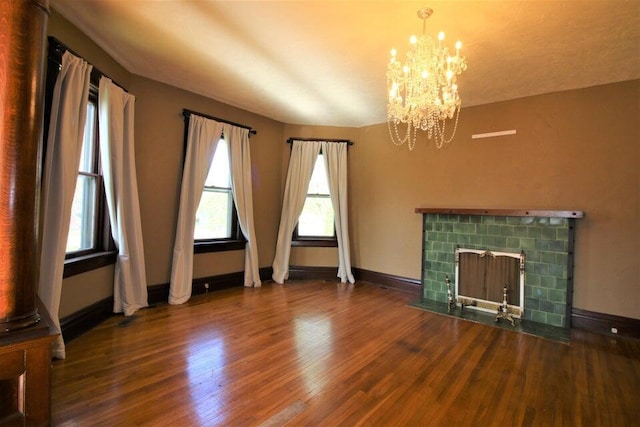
[387,7,467,150]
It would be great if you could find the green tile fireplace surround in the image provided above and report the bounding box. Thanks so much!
[415,208,584,328]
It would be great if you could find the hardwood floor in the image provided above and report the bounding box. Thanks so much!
[52,280,640,426]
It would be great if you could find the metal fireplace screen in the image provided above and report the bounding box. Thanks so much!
[455,248,525,316]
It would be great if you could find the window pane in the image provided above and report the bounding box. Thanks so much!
[204,139,230,188]
[298,196,334,237]
[196,139,235,241]
[67,174,97,252]
[78,102,96,173]
[307,154,329,194]
[194,190,232,239]
[298,154,334,237]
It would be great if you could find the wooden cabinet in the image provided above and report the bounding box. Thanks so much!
[0,302,57,426]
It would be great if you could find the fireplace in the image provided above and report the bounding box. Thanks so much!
[416,208,583,329]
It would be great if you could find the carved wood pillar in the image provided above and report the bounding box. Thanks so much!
[0,1,58,425]
[0,0,49,331]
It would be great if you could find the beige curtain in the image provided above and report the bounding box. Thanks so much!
[169,116,223,304]
[322,141,354,283]
[226,124,261,287]
[38,51,92,359]
[272,140,321,283]
[98,77,148,315]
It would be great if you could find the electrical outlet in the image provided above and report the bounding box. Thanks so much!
[611,327,618,334]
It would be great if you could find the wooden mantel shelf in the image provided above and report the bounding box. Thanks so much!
[415,208,584,219]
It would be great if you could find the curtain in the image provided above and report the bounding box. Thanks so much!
[169,116,223,304]
[38,52,92,360]
[322,141,355,283]
[98,77,148,315]
[272,140,321,283]
[226,124,261,287]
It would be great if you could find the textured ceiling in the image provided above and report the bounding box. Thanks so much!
[50,1,640,127]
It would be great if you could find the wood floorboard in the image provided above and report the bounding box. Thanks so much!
[51,280,640,426]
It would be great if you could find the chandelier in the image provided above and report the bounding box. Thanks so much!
[387,7,467,150]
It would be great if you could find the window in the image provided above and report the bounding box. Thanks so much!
[63,86,114,271]
[44,37,116,278]
[293,152,336,246]
[193,139,245,252]
[66,100,100,255]
[195,139,233,239]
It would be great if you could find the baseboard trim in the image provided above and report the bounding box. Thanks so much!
[148,267,274,305]
[60,297,114,342]
[147,282,170,305]
[288,265,338,282]
[571,308,640,340]
[286,266,422,297]
[353,268,422,296]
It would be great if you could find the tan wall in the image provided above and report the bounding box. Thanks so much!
[59,266,114,318]
[129,75,284,286]
[350,81,639,320]
[48,10,131,89]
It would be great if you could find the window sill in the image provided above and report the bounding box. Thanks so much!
[63,251,117,278]
[291,239,338,248]
[194,239,246,254]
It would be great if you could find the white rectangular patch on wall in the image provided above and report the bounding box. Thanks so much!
[471,129,517,139]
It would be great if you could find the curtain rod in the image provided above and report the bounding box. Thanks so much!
[48,37,128,92]
[287,137,353,146]
[183,109,257,135]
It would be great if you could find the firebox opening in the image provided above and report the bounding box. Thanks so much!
[455,248,525,317]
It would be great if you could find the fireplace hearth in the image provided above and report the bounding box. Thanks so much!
[415,208,583,333]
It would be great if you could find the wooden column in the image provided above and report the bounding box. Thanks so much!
[0,0,49,330]
[0,1,58,425]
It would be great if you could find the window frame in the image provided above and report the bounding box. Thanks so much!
[184,119,246,254]
[64,87,108,259]
[44,37,117,278]
[291,148,337,248]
